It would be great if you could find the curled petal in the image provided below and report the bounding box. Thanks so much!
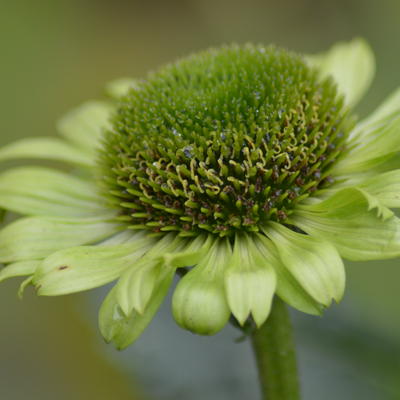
[172,238,231,335]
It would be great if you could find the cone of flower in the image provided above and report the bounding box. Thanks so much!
[0,39,399,356]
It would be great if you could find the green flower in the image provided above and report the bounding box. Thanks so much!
[0,39,399,349]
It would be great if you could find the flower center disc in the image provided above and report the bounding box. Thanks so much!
[102,44,349,237]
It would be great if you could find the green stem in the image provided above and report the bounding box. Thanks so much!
[250,296,300,400]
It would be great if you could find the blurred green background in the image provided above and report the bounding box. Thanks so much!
[1,1,400,399]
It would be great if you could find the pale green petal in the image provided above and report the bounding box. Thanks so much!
[0,216,120,262]
[0,137,93,167]
[254,235,323,316]
[115,234,183,315]
[265,222,345,306]
[33,233,155,295]
[98,230,138,246]
[116,258,165,315]
[99,273,173,350]
[333,114,400,174]
[172,238,231,335]
[225,234,276,327]
[294,188,400,261]
[57,101,114,153]
[356,86,400,133]
[307,38,375,107]
[358,170,400,208]
[0,167,108,217]
[160,234,213,268]
[105,78,138,99]
[0,260,39,283]
[356,189,394,220]
[115,234,214,316]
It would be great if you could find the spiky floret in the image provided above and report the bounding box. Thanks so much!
[101,44,351,237]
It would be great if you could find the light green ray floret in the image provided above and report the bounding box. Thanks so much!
[0,38,399,349]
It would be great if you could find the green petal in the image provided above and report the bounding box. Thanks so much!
[356,86,400,133]
[307,38,375,107]
[57,101,114,153]
[172,238,231,335]
[0,137,93,167]
[358,170,400,208]
[115,233,177,315]
[33,233,155,295]
[99,230,138,245]
[0,260,39,283]
[0,167,108,217]
[99,273,173,350]
[0,216,120,262]
[254,235,323,316]
[333,114,400,174]
[265,222,345,306]
[105,78,138,99]
[116,258,164,315]
[224,234,276,327]
[161,234,214,268]
[115,234,214,316]
[294,188,400,261]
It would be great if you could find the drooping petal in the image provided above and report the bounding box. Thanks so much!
[0,216,120,262]
[105,78,138,99]
[0,167,108,217]
[294,187,400,261]
[57,101,114,153]
[172,238,231,335]
[116,258,164,316]
[99,273,174,350]
[358,170,400,208]
[33,233,156,295]
[0,260,39,283]
[115,233,213,316]
[0,137,93,167]
[307,38,375,107]
[254,235,323,316]
[224,233,276,327]
[115,233,177,315]
[264,222,345,307]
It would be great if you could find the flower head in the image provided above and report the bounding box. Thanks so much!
[0,39,399,349]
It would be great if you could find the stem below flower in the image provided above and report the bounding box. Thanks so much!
[250,296,300,400]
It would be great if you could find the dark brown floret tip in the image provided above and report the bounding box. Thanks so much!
[100,44,351,237]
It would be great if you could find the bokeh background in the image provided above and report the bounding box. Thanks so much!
[1,1,400,399]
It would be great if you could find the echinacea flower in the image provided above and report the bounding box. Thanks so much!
[0,39,399,349]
